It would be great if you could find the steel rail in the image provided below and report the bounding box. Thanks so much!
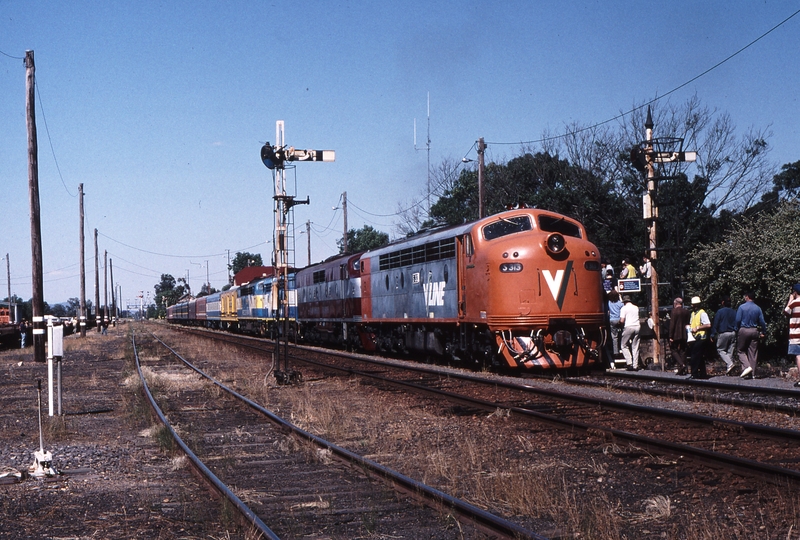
[149,331,544,540]
[604,369,800,399]
[131,330,280,540]
[524,374,800,416]
[275,348,800,486]
[172,326,800,444]
[165,326,800,483]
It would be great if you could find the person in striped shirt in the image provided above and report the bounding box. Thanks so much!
[784,283,800,387]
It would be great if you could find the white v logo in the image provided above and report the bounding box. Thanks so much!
[543,270,564,302]
[542,261,574,310]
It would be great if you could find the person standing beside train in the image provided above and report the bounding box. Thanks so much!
[784,284,800,387]
[619,259,637,279]
[607,290,624,362]
[688,297,711,379]
[668,297,690,375]
[711,296,738,375]
[639,255,652,280]
[735,291,767,380]
[619,295,641,371]
[19,320,27,348]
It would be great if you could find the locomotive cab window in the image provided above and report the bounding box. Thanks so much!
[482,216,531,241]
[538,215,582,238]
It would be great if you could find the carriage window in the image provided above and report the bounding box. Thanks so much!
[538,215,582,238]
[482,216,532,241]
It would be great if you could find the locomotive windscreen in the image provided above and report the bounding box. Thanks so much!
[538,215,582,238]
[482,216,532,240]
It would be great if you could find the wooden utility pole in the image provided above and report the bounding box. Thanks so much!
[94,229,100,333]
[342,191,348,254]
[25,50,45,363]
[5,254,12,323]
[78,183,86,337]
[477,138,486,219]
[644,109,660,366]
[306,220,311,266]
[6,253,11,323]
[110,258,116,324]
[103,250,108,326]
[636,106,696,368]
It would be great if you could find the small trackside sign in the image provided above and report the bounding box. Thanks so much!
[618,278,641,292]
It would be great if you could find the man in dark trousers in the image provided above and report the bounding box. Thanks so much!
[688,296,711,379]
[668,297,690,375]
[736,291,767,379]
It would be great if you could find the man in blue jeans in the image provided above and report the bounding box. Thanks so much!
[735,291,766,379]
[711,296,737,375]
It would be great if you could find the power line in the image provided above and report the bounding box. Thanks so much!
[98,232,266,259]
[35,77,75,197]
[488,8,800,147]
[0,49,24,60]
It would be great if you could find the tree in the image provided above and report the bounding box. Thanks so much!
[50,303,68,318]
[393,158,463,236]
[429,151,643,267]
[687,200,800,350]
[65,298,81,317]
[337,225,390,254]
[229,252,263,276]
[154,273,187,317]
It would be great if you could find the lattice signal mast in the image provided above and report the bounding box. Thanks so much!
[261,121,334,383]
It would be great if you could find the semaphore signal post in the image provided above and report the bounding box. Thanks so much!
[261,121,334,384]
[631,106,696,369]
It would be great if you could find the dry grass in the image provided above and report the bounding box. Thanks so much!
[138,325,800,539]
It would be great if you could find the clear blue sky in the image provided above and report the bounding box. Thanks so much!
[1,1,798,306]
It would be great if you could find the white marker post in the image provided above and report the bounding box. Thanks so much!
[46,319,64,416]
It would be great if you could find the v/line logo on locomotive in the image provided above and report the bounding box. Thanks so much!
[422,280,446,307]
[542,261,574,311]
[420,262,575,311]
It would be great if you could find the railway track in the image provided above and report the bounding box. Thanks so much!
[132,329,544,539]
[170,326,800,487]
[542,370,800,416]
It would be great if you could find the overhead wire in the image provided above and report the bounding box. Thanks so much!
[0,49,24,60]
[488,8,800,147]
[98,231,266,259]
[35,76,75,197]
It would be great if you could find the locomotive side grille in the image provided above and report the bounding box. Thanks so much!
[487,315,549,326]
[487,314,604,327]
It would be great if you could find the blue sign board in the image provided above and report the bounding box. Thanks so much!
[618,278,641,292]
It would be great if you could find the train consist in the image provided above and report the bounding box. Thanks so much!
[167,208,606,370]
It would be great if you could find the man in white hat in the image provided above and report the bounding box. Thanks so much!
[618,295,641,371]
[688,296,711,379]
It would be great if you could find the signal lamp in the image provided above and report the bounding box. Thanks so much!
[261,143,281,170]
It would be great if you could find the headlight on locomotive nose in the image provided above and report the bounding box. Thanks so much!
[545,233,566,255]
[499,262,523,273]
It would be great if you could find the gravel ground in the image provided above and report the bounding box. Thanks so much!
[4,321,800,540]
[0,322,244,540]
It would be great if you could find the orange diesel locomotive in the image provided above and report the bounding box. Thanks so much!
[296,208,605,370]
